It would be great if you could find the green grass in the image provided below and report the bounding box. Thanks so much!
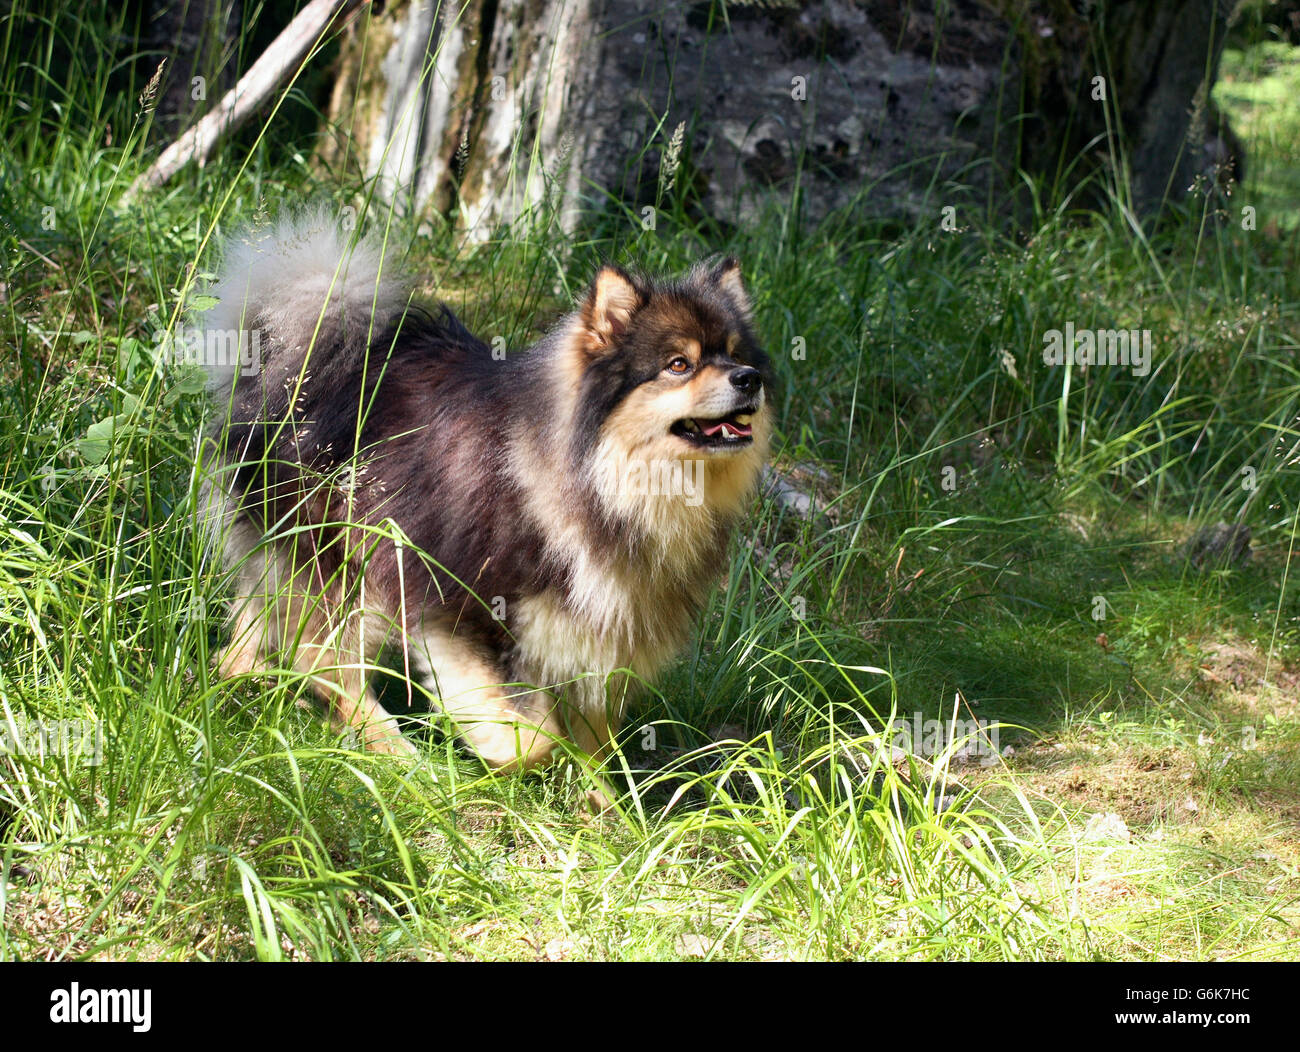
[1218,41,1300,231]
[1,6,1298,961]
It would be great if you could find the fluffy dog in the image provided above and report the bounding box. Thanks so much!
[198,213,772,779]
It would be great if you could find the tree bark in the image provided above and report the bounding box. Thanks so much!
[318,0,1241,235]
[1011,0,1236,215]
[319,0,596,230]
[140,0,243,138]
[131,0,366,198]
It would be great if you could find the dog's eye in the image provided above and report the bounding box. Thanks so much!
[665,357,692,375]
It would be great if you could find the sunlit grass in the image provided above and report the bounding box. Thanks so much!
[1218,41,1300,230]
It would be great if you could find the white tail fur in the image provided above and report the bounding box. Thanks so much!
[198,207,410,394]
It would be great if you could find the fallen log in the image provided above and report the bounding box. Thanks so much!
[126,0,367,199]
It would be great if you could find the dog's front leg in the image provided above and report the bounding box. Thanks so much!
[415,624,565,769]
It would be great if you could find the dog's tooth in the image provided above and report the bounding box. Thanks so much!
[734,414,752,425]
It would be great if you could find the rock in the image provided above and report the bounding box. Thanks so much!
[762,464,827,521]
[1184,522,1251,568]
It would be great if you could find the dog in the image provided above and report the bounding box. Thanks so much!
[197,212,772,783]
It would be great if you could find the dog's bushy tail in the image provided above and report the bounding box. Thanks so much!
[198,207,410,396]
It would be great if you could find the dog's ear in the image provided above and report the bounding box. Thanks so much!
[694,256,753,320]
[580,265,643,353]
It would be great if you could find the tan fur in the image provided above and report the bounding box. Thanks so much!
[492,340,770,765]
[589,373,770,551]
[581,267,643,351]
[674,338,703,362]
[413,622,565,767]
[204,476,415,753]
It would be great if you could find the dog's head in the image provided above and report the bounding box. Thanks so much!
[557,258,773,531]
[572,256,772,483]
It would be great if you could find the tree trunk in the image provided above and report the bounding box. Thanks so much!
[141,0,243,138]
[1013,0,1236,215]
[318,0,1241,236]
[319,0,596,230]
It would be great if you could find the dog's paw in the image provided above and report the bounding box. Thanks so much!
[365,730,419,757]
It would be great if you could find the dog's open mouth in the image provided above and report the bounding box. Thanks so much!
[671,410,756,448]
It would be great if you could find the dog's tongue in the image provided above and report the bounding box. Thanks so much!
[702,418,752,439]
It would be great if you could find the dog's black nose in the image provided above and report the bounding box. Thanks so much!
[730,367,761,395]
